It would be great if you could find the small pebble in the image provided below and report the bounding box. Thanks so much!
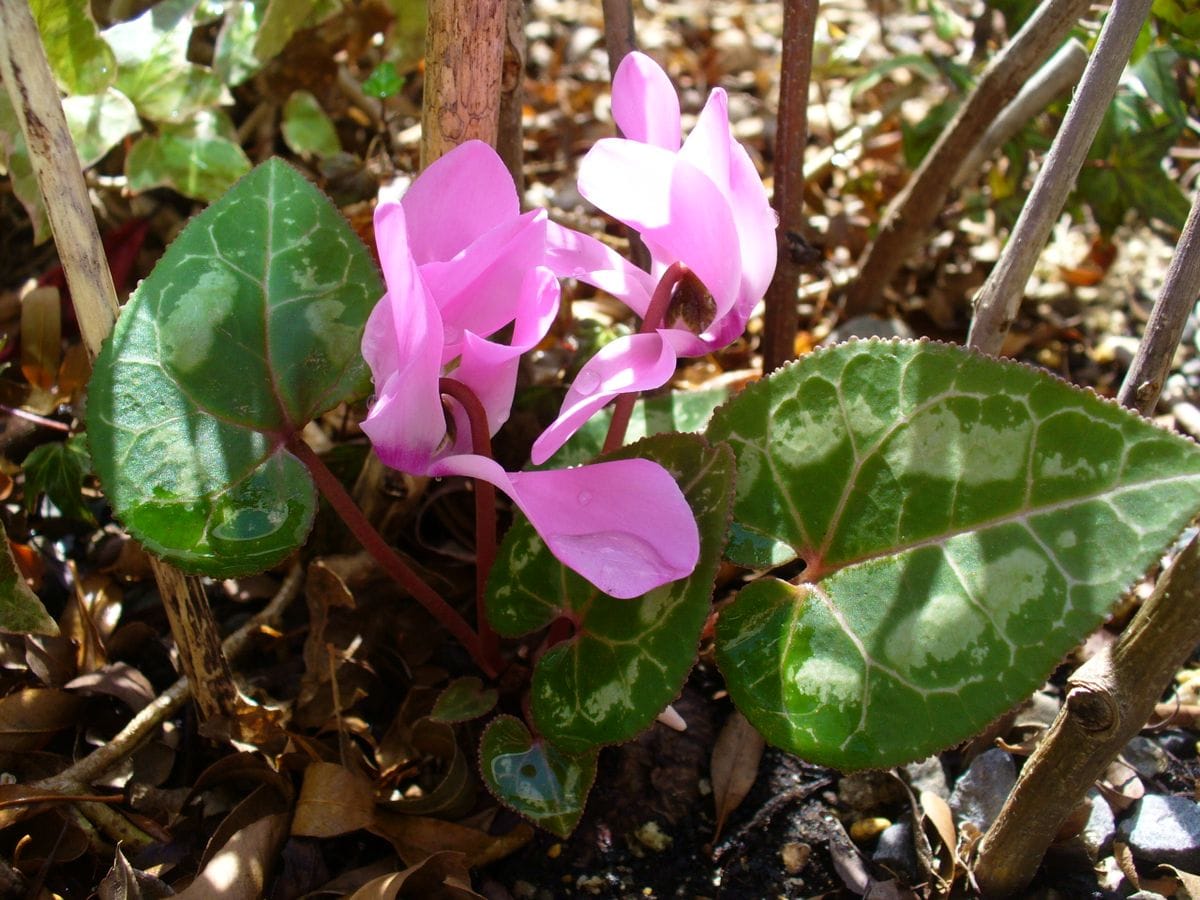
[950,748,1016,831]
[781,841,811,874]
[850,816,892,842]
[873,821,918,882]
[1081,789,1116,860]
[903,756,950,800]
[1122,736,1169,778]
[632,821,672,852]
[1119,794,1200,870]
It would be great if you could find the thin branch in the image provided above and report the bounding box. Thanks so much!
[761,0,818,375]
[842,0,1093,319]
[1117,187,1200,414]
[287,435,497,678]
[967,0,1156,356]
[602,0,637,78]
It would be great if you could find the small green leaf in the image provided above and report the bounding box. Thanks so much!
[282,91,340,158]
[105,0,232,123]
[0,524,57,637]
[214,0,268,85]
[540,386,728,469]
[31,0,116,95]
[23,435,94,524]
[87,159,382,576]
[479,715,597,838]
[430,677,499,724]
[706,339,1200,769]
[126,111,251,201]
[63,90,140,168]
[362,62,405,100]
[253,0,319,61]
[488,433,734,753]
[0,90,50,244]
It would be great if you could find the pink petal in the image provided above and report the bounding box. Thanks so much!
[400,141,520,264]
[578,140,742,320]
[544,220,655,317]
[611,51,681,150]
[530,332,678,465]
[446,268,560,452]
[420,210,549,351]
[678,89,732,195]
[431,455,700,598]
[726,139,778,311]
[361,204,447,472]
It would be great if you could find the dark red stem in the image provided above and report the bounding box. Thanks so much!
[438,378,502,671]
[601,261,690,454]
[286,434,498,678]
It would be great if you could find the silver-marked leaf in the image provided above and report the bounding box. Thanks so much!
[31,0,116,95]
[87,159,382,576]
[539,385,728,470]
[479,715,597,838]
[487,433,734,753]
[0,525,57,637]
[706,339,1200,769]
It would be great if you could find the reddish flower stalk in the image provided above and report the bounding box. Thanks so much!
[438,377,502,671]
[286,434,498,678]
[602,261,691,454]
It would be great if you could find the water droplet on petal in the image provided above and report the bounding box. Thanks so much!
[577,490,592,506]
[575,370,600,396]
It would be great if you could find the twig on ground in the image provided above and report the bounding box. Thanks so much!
[967,0,1155,356]
[1117,188,1200,415]
[842,0,1092,319]
[761,0,819,375]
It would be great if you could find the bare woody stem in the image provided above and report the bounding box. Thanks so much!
[438,378,502,671]
[602,261,691,454]
[286,435,498,678]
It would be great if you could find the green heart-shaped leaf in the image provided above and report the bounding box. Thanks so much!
[430,677,499,724]
[479,715,597,838]
[487,433,734,754]
[87,159,381,576]
[706,339,1200,769]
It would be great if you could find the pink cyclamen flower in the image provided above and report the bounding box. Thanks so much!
[532,51,777,464]
[361,140,699,598]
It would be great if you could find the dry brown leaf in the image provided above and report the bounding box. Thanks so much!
[710,709,764,842]
[174,809,289,899]
[345,851,483,899]
[1101,759,1144,812]
[0,687,82,752]
[379,717,475,819]
[11,809,88,874]
[65,661,156,711]
[98,844,174,900]
[1159,864,1200,900]
[918,789,959,886]
[292,760,376,838]
[19,286,60,391]
[370,810,533,869]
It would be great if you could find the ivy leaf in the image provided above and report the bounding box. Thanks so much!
[23,434,94,523]
[705,339,1200,770]
[214,0,268,86]
[63,90,140,168]
[30,0,116,95]
[87,159,382,577]
[104,0,232,124]
[0,90,49,244]
[253,0,340,62]
[281,91,340,158]
[479,715,598,838]
[126,111,251,201]
[487,434,734,754]
[0,525,57,637]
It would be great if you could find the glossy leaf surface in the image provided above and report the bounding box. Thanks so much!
[479,715,597,838]
[126,111,251,202]
[31,0,116,95]
[88,159,381,576]
[430,677,499,724]
[488,434,734,753]
[706,339,1200,769]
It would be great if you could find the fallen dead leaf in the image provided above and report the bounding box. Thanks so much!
[0,687,82,752]
[370,810,533,868]
[345,850,483,899]
[710,709,764,842]
[292,760,376,838]
[174,807,289,899]
[98,843,174,900]
[19,285,61,391]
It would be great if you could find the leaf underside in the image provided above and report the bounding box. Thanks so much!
[87,159,381,576]
[487,433,735,754]
[706,339,1200,770]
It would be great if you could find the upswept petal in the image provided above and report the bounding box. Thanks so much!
[678,89,732,195]
[420,210,549,351]
[725,140,778,310]
[447,268,560,453]
[611,51,681,150]
[400,141,520,264]
[531,332,678,465]
[543,220,655,316]
[430,454,699,598]
[579,140,742,320]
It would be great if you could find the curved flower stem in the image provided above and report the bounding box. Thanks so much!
[602,261,691,454]
[438,378,502,672]
[286,435,498,678]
